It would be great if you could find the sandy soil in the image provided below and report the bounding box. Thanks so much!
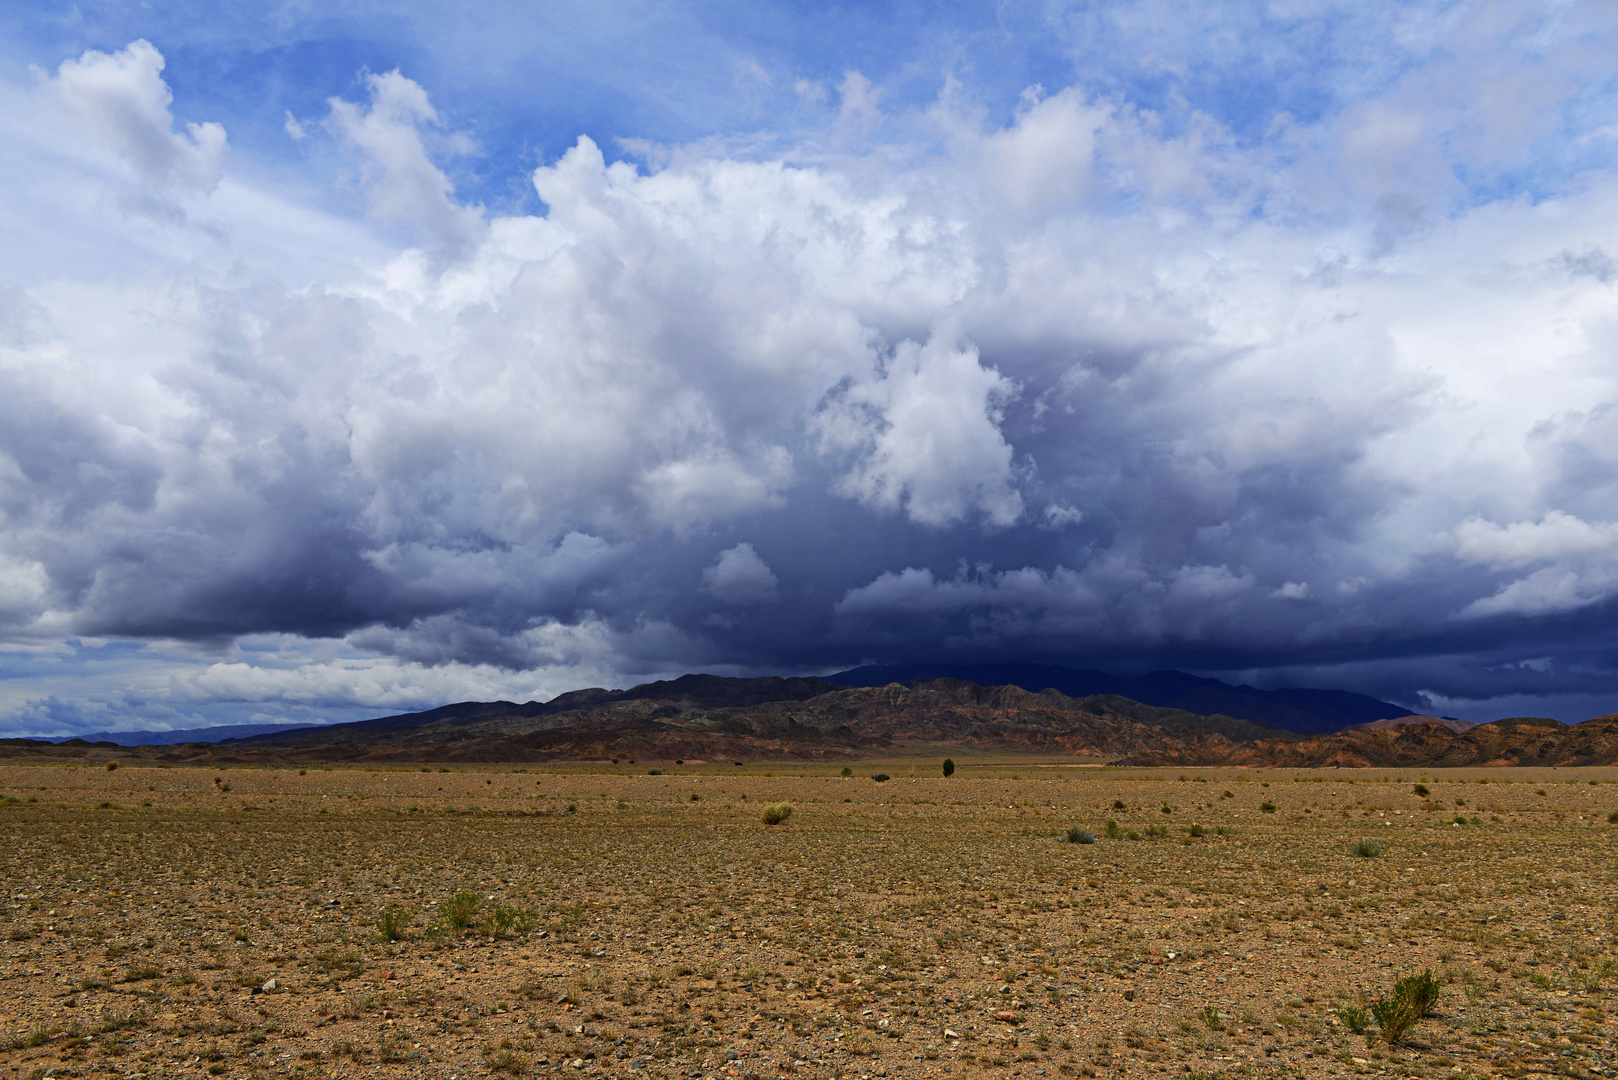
[2,758,1616,1080]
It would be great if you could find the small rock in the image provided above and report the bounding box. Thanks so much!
[261,979,276,992]
[1123,989,1135,1001]
[381,969,395,980]
[993,1010,1020,1023]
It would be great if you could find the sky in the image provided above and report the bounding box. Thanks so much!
[2,1,1618,736]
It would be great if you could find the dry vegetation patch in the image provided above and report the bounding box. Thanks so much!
[1,761,1615,1079]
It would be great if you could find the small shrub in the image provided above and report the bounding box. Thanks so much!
[871,773,890,783]
[105,760,118,771]
[1187,823,1206,837]
[1413,784,1429,797]
[840,766,853,777]
[761,802,794,826]
[479,904,535,939]
[1393,969,1440,1016]
[647,769,662,775]
[443,891,482,931]
[942,758,955,777]
[1350,837,1384,858]
[482,1045,531,1074]
[1338,1004,1370,1034]
[1370,994,1418,1045]
[377,905,410,942]
[1112,799,1126,810]
[1259,801,1276,813]
[1061,826,1096,844]
[1103,819,1121,838]
[1198,1005,1224,1031]
[1607,809,1618,823]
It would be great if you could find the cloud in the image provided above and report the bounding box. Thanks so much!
[326,70,485,256]
[815,336,1023,528]
[701,543,780,605]
[48,39,226,194]
[1454,511,1618,567]
[4,16,1618,732]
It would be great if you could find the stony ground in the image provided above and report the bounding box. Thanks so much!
[2,758,1616,1080]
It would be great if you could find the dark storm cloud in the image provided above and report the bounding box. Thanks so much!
[4,6,1618,732]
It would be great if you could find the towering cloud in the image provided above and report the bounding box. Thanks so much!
[2,2,1617,733]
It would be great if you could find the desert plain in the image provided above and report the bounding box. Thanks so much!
[2,756,1616,1080]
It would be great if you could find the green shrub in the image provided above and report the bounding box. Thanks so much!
[761,802,794,825]
[1370,994,1418,1045]
[647,769,662,775]
[1393,969,1440,1016]
[1198,1005,1224,1031]
[443,891,482,932]
[1061,826,1096,844]
[1187,823,1206,837]
[1338,1005,1370,1035]
[942,758,955,777]
[1413,783,1429,797]
[377,905,410,942]
[105,760,118,771]
[840,766,853,777]
[1104,819,1121,839]
[871,773,891,783]
[478,904,535,939]
[1608,809,1618,824]
[1349,837,1384,858]
[1112,799,1126,810]
[1260,801,1276,813]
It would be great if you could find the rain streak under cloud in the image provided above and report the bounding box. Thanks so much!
[2,1,1618,735]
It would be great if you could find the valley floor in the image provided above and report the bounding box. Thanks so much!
[2,761,1616,1080]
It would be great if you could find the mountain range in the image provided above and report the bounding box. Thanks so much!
[7,665,1614,768]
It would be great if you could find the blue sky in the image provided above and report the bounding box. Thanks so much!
[2,1,1618,735]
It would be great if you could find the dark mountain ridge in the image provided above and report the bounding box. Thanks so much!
[823,662,1415,734]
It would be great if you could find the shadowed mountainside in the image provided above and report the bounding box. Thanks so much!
[822,663,1415,734]
[1113,716,1618,768]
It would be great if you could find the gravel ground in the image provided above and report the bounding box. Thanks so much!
[2,760,1616,1080]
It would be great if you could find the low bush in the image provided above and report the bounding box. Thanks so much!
[478,904,535,939]
[761,802,794,825]
[1338,1004,1370,1035]
[1413,783,1430,797]
[443,891,482,932]
[1608,809,1618,824]
[1370,994,1418,1044]
[377,905,410,942]
[1367,969,1440,1045]
[871,773,891,783]
[942,758,955,777]
[1060,826,1096,844]
[1394,969,1440,1016]
[1260,801,1276,813]
[1350,837,1384,858]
